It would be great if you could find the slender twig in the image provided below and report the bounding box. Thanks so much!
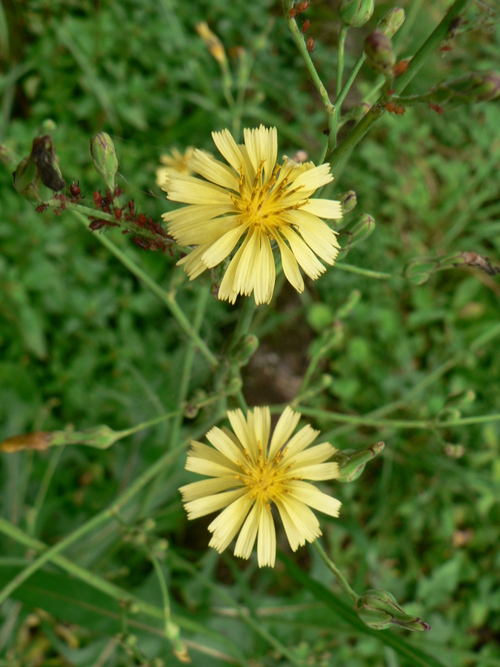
[290,407,500,431]
[335,263,398,280]
[336,25,348,99]
[71,210,218,368]
[313,541,359,603]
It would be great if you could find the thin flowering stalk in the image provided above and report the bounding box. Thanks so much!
[313,541,359,602]
[180,406,341,567]
[290,405,500,431]
[71,210,219,369]
[328,0,473,170]
[163,126,342,305]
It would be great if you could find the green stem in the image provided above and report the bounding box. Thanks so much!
[292,406,500,431]
[26,447,64,537]
[0,441,187,606]
[140,287,209,515]
[148,549,188,662]
[283,1,335,141]
[48,200,164,244]
[230,297,257,351]
[336,53,366,113]
[335,263,398,280]
[71,210,218,369]
[327,0,473,171]
[336,26,348,99]
[313,541,359,603]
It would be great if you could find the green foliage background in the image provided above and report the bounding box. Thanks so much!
[0,0,499,665]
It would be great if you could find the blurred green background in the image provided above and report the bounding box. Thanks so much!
[1,0,499,665]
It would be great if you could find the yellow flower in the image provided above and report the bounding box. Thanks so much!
[156,147,195,188]
[180,406,341,568]
[162,125,342,305]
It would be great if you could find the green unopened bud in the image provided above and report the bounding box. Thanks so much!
[90,132,118,191]
[428,71,500,109]
[338,0,374,28]
[337,213,375,260]
[335,442,384,482]
[404,252,462,285]
[13,155,44,201]
[356,590,431,631]
[377,8,405,38]
[339,190,357,214]
[233,333,259,367]
[364,31,395,76]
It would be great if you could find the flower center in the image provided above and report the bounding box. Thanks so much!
[230,161,305,234]
[237,442,288,506]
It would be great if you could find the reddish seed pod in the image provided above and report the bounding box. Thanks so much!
[307,37,315,53]
[137,213,147,226]
[114,207,122,221]
[93,191,102,209]
[302,19,311,33]
[128,200,135,212]
[35,204,49,213]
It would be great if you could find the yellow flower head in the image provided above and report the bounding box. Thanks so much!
[162,125,342,305]
[180,406,341,568]
[156,147,195,188]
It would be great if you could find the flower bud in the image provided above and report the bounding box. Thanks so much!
[90,132,118,192]
[196,22,227,66]
[377,8,405,38]
[338,0,374,28]
[364,31,395,76]
[233,333,259,367]
[356,590,431,631]
[334,442,384,483]
[337,213,375,260]
[339,190,357,214]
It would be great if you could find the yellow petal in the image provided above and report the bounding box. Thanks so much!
[234,502,260,560]
[268,406,301,460]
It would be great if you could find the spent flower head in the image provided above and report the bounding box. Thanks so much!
[162,125,342,305]
[180,406,341,567]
